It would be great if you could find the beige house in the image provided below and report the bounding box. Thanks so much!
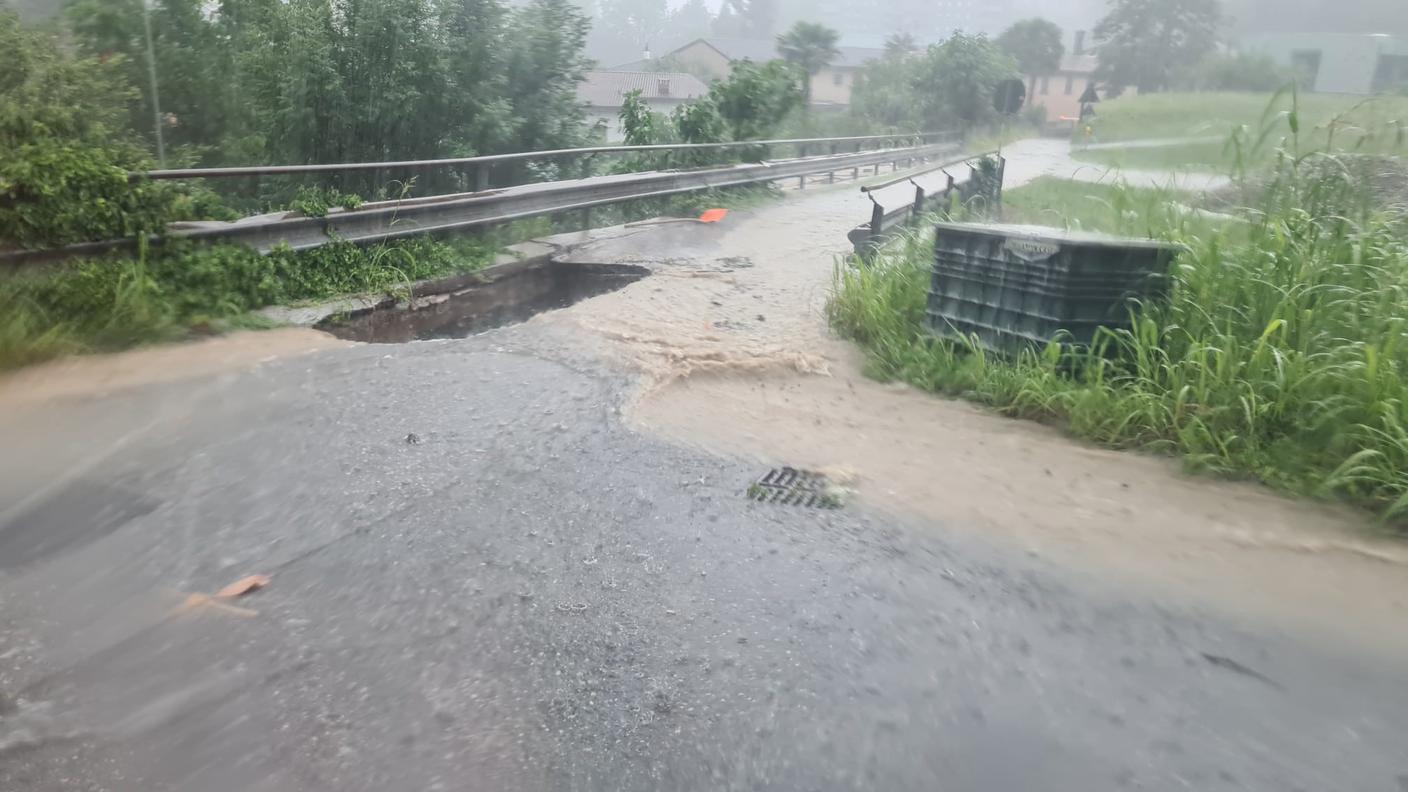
[1026,53,1099,124]
[653,38,883,107]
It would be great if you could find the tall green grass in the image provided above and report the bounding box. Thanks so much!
[830,158,1408,522]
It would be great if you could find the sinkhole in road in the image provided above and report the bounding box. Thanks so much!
[318,261,649,343]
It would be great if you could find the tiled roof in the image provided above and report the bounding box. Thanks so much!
[680,38,885,69]
[576,70,711,107]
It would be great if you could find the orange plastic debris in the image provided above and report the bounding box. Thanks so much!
[697,208,728,223]
[215,574,271,600]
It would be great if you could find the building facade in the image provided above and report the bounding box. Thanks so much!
[1026,53,1099,124]
[576,71,710,142]
[654,38,883,107]
[1242,33,1408,94]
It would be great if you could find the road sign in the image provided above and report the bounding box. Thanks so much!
[994,78,1026,116]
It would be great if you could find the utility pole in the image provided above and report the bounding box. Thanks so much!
[140,0,166,168]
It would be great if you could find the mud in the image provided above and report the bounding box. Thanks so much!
[318,262,649,343]
[0,328,347,410]
[540,142,1408,657]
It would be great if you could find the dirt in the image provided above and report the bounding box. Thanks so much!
[540,143,1408,658]
[0,328,347,410]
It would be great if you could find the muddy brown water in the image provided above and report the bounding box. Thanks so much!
[318,262,650,343]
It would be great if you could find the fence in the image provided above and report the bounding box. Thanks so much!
[847,153,1006,261]
[6,136,964,270]
[134,132,963,210]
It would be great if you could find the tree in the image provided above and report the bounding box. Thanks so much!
[775,21,839,105]
[587,0,667,64]
[658,0,712,51]
[911,33,1018,130]
[709,59,803,141]
[712,0,774,39]
[851,51,921,129]
[850,33,1017,132]
[996,18,1064,77]
[883,32,917,59]
[502,0,591,159]
[1182,51,1291,91]
[0,8,136,151]
[1094,0,1221,93]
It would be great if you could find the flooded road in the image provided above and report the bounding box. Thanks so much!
[2,142,1407,790]
[536,140,1408,658]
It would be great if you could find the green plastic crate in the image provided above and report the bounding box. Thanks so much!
[927,222,1180,351]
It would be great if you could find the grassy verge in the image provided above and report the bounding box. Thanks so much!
[1001,177,1214,234]
[0,234,495,370]
[1071,140,1235,172]
[1085,91,1408,144]
[1075,90,1408,171]
[829,175,1408,523]
[0,183,781,371]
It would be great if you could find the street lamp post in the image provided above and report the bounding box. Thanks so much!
[139,0,166,168]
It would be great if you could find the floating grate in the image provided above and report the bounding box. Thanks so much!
[746,467,841,508]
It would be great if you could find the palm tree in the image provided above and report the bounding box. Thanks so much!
[776,21,841,105]
[883,32,917,59]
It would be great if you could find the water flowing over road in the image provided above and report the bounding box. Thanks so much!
[1,141,1405,791]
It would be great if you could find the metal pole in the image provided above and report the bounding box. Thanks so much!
[140,0,166,168]
[866,201,884,263]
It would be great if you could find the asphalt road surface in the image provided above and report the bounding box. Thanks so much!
[3,166,1408,789]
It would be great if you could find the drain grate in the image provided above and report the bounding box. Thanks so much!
[747,467,841,508]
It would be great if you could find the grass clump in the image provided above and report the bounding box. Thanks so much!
[830,165,1408,522]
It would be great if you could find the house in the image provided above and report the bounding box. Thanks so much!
[652,38,885,107]
[1241,33,1408,94]
[1024,32,1100,126]
[576,70,710,142]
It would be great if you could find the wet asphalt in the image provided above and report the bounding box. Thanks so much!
[2,323,1407,792]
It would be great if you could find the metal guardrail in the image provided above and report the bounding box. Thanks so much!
[848,152,1006,261]
[6,140,962,270]
[135,131,961,187]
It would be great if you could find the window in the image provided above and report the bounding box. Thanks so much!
[1290,49,1322,91]
[1064,75,1075,95]
[1372,54,1408,93]
[1040,76,1050,95]
[656,78,671,97]
[833,71,844,86]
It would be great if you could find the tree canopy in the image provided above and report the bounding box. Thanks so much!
[850,33,1019,132]
[1094,0,1222,93]
[51,0,592,179]
[776,21,840,104]
[996,18,1064,76]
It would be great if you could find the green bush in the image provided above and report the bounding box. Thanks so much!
[0,233,495,368]
[0,140,177,247]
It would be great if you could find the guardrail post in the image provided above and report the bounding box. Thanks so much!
[475,164,489,192]
[996,155,1007,216]
[912,183,925,223]
[865,201,885,263]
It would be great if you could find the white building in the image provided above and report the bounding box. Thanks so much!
[1242,32,1408,94]
[576,70,710,142]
